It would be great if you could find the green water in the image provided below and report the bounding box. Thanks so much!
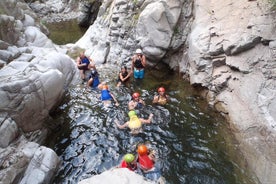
[44,64,256,184]
[45,19,87,45]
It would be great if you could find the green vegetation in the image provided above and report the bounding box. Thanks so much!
[269,0,276,9]
[132,0,138,6]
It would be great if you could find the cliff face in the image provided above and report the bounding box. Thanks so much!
[188,1,276,183]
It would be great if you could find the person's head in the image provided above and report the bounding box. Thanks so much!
[135,49,143,56]
[91,70,98,78]
[128,110,136,118]
[124,153,135,164]
[158,87,165,95]
[132,92,140,101]
[79,52,85,59]
[102,84,108,90]
[137,144,148,155]
[121,66,127,72]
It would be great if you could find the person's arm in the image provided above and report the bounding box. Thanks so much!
[141,55,146,67]
[119,72,125,81]
[152,95,159,104]
[128,101,135,110]
[76,57,82,66]
[140,114,153,124]
[139,99,146,106]
[131,56,135,71]
[110,93,119,106]
[88,57,97,70]
[87,78,93,87]
[121,72,131,82]
[115,120,129,129]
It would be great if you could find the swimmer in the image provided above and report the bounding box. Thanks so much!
[152,87,169,105]
[99,84,119,106]
[115,110,153,134]
[120,153,137,171]
[128,92,145,110]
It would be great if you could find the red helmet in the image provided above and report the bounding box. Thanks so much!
[158,87,165,92]
[132,92,140,99]
[137,144,148,155]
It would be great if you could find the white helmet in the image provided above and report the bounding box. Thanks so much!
[135,49,143,54]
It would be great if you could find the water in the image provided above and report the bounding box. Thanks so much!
[45,19,87,45]
[45,65,256,184]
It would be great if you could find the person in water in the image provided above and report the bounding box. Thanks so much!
[115,110,153,134]
[136,144,156,172]
[128,92,145,110]
[87,69,100,88]
[76,52,96,81]
[120,153,137,171]
[152,87,169,105]
[117,66,132,87]
[131,48,146,79]
[99,84,119,106]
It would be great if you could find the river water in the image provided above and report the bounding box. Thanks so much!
[45,21,256,184]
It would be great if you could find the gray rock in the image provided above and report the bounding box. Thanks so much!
[0,118,19,148]
[19,146,60,184]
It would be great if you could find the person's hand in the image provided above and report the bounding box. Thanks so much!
[115,102,119,106]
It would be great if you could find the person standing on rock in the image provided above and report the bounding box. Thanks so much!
[131,48,146,79]
[76,52,96,81]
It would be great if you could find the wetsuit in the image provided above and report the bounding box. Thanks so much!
[101,89,112,101]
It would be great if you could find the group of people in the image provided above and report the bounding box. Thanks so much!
[120,144,156,173]
[76,49,169,180]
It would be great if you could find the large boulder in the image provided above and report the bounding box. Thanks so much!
[78,168,154,184]
[0,51,77,132]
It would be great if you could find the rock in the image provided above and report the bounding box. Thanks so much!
[78,168,153,184]
[19,146,60,184]
[0,118,19,148]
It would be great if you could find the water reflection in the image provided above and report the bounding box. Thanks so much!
[46,65,255,184]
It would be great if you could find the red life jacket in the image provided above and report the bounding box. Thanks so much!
[138,154,154,170]
[121,160,136,171]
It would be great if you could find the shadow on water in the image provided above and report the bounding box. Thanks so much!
[45,65,256,184]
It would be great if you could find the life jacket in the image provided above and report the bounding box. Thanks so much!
[128,115,142,129]
[101,89,112,101]
[81,57,90,66]
[92,77,100,88]
[121,160,137,171]
[134,56,144,69]
[138,154,154,171]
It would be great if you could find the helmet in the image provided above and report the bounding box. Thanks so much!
[102,85,108,90]
[128,110,136,118]
[158,87,165,92]
[90,70,98,77]
[124,153,135,163]
[137,144,148,155]
[135,49,142,54]
[132,92,140,99]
